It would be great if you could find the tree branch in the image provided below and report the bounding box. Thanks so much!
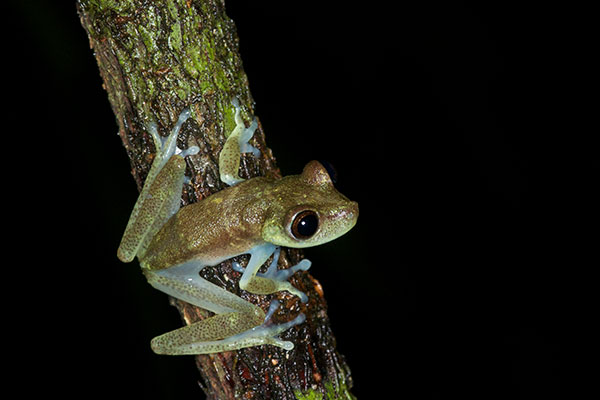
[77,1,355,398]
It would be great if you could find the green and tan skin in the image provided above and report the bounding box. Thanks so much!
[117,101,358,355]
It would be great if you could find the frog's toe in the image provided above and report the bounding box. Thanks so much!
[240,142,260,157]
[147,122,163,147]
[232,261,245,273]
[169,107,192,140]
[176,144,200,158]
[287,286,309,303]
[269,259,312,282]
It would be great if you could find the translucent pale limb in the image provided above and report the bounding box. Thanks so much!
[219,98,260,186]
[146,261,305,355]
[234,245,312,303]
[117,108,199,262]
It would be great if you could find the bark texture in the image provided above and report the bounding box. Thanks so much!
[77,1,355,399]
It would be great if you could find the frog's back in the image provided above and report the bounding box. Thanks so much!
[140,177,273,270]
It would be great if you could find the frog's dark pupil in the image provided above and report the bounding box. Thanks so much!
[292,211,319,239]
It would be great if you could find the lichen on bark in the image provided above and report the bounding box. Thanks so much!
[77,1,356,398]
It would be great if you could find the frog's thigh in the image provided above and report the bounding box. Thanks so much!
[144,262,256,315]
[150,311,263,355]
[118,156,187,262]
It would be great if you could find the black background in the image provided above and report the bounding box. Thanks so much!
[9,1,592,399]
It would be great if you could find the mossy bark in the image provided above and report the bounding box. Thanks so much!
[77,1,355,399]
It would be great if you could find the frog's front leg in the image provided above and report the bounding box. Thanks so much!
[235,244,312,303]
[145,261,304,355]
[219,98,260,186]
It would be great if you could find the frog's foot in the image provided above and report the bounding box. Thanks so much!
[224,299,306,351]
[233,247,312,302]
[231,97,260,157]
[148,107,198,163]
[176,144,200,158]
[219,100,260,186]
[239,117,260,157]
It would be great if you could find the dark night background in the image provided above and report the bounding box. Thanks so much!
[8,1,592,399]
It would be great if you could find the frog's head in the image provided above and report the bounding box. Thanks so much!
[261,161,358,248]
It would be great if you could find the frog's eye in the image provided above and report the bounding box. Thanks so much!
[291,210,319,239]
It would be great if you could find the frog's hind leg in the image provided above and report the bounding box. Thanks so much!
[150,300,305,355]
[145,262,305,355]
[117,108,199,262]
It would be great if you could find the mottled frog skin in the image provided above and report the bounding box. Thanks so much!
[117,101,358,355]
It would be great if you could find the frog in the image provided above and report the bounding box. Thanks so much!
[117,100,358,355]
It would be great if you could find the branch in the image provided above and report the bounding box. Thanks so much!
[77,1,355,398]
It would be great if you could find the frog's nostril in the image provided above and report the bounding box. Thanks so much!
[338,201,359,223]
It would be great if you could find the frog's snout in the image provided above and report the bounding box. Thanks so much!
[347,201,359,222]
[336,200,359,229]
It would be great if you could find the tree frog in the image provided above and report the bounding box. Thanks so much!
[117,100,358,355]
